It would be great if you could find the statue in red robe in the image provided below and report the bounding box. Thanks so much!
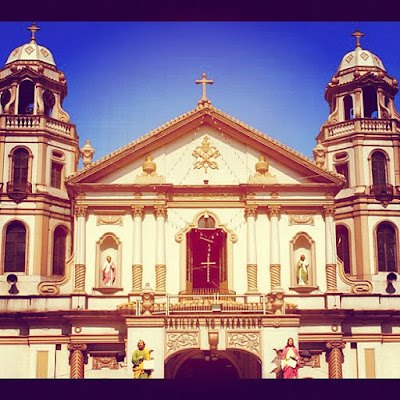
[281,338,300,379]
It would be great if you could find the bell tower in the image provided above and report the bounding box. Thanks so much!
[316,30,400,288]
[0,24,79,288]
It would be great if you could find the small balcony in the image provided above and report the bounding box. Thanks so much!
[369,184,394,205]
[6,181,32,203]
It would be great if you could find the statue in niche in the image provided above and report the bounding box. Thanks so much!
[102,255,116,286]
[296,254,309,286]
[248,155,277,183]
[135,155,165,183]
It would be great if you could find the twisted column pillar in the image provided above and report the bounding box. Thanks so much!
[74,205,87,293]
[268,205,282,291]
[326,341,345,379]
[324,206,338,292]
[154,205,167,293]
[245,205,258,293]
[68,343,87,379]
[131,206,144,293]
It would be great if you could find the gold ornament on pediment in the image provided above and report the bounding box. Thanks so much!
[248,156,277,184]
[288,214,315,226]
[135,155,165,184]
[193,135,220,173]
[226,332,261,357]
[96,215,123,226]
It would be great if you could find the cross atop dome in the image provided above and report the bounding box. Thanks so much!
[351,29,364,48]
[195,72,214,105]
[27,22,40,42]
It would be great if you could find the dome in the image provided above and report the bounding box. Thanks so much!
[5,23,56,67]
[337,30,385,73]
[337,47,385,73]
[6,40,56,67]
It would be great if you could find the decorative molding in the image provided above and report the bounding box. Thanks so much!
[299,354,321,368]
[74,264,86,292]
[327,341,345,379]
[226,332,261,357]
[172,193,239,201]
[208,331,219,352]
[131,205,144,218]
[337,257,373,294]
[326,264,338,292]
[288,214,315,226]
[37,254,74,295]
[245,205,257,218]
[166,332,200,357]
[92,356,119,370]
[68,343,87,379]
[96,215,123,226]
[323,205,335,217]
[192,135,220,172]
[270,192,280,199]
[154,205,168,218]
[268,205,281,218]
[75,205,88,218]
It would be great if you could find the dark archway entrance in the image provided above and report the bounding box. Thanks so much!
[166,349,261,379]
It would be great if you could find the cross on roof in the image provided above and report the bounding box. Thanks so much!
[27,22,40,42]
[195,72,214,105]
[351,29,364,48]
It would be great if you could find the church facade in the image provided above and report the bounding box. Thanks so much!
[0,25,399,379]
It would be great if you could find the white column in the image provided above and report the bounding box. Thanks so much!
[74,205,87,292]
[154,205,167,293]
[245,205,258,293]
[131,206,144,293]
[268,205,282,291]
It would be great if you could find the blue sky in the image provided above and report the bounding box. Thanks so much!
[1,22,400,164]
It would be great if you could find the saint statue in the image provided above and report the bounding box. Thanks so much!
[296,254,309,286]
[281,338,300,379]
[102,255,116,286]
[132,340,153,379]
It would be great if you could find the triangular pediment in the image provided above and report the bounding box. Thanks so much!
[66,104,344,191]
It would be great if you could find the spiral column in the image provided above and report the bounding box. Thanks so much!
[268,205,282,291]
[245,205,258,293]
[326,341,345,379]
[68,343,87,379]
[131,205,144,293]
[324,206,338,292]
[74,205,87,293]
[154,205,167,293]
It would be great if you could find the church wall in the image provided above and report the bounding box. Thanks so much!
[0,345,30,378]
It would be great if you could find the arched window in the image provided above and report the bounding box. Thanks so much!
[336,225,351,274]
[371,151,387,187]
[363,86,378,118]
[4,221,26,273]
[343,95,354,120]
[43,90,55,117]
[12,148,29,191]
[18,80,35,114]
[53,226,67,276]
[377,223,397,272]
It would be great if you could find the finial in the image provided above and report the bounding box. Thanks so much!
[351,29,364,48]
[27,22,40,42]
[195,72,214,105]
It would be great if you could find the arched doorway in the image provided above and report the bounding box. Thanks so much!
[165,349,261,379]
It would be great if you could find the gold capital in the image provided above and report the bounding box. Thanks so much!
[268,205,281,217]
[75,205,88,218]
[154,205,168,218]
[245,205,257,218]
[131,205,144,218]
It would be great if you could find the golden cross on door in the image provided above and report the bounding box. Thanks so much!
[351,29,364,48]
[200,244,217,283]
[27,22,40,41]
[195,72,214,105]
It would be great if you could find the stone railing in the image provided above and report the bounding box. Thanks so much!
[326,118,396,137]
[0,115,75,137]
